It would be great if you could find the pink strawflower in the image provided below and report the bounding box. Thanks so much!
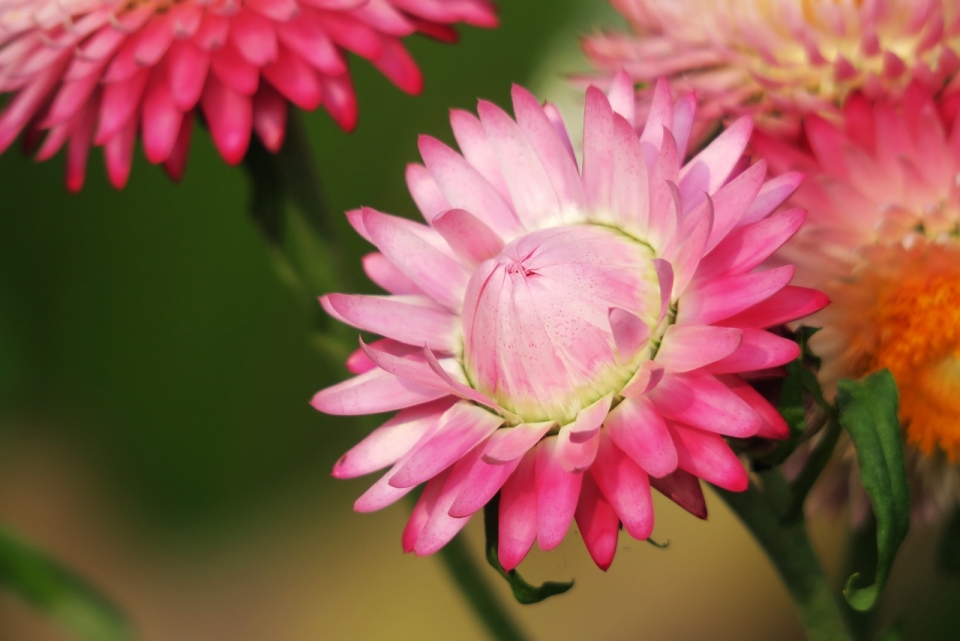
[585,0,960,143]
[312,73,827,570]
[0,0,497,191]
[758,83,960,521]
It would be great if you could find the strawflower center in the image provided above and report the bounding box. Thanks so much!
[856,247,960,461]
[461,224,661,425]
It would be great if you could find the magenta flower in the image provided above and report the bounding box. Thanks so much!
[312,74,827,571]
[0,0,497,191]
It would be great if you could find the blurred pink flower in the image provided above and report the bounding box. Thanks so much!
[312,75,826,569]
[585,0,960,144]
[759,83,960,521]
[0,0,497,191]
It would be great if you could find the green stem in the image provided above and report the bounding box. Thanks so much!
[438,534,529,641]
[716,474,854,641]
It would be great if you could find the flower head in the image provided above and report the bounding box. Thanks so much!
[585,0,960,142]
[0,0,497,191]
[313,74,826,570]
[758,83,960,517]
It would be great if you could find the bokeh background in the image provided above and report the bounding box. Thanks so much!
[1,1,959,639]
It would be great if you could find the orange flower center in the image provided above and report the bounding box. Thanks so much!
[860,250,960,461]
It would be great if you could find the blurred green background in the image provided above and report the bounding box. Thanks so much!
[1,1,959,639]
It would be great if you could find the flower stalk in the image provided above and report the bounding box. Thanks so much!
[716,471,855,641]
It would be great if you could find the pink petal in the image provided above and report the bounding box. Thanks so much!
[647,372,762,438]
[639,78,674,164]
[608,113,650,236]
[668,194,713,296]
[200,75,252,165]
[449,108,510,201]
[605,396,678,478]
[211,43,260,95]
[162,111,193,182]
[104,113,137,189]
[566,393,612,443]
[667,422,749,492]
[194,12,230,51]
[372,37,423,95]
[739,171,803,226]
[556,425,600,474]
[705,328,800,374]
[262,45,323,109]
[575,471,620,570]
[511,85,585,210]
[582,86,615,211]
[536,436,583,550]
[402,468,449,550]
[134,12,175,66]
[703,160,767,251]
[311,368,449,415]
[678,265,795,325]
[649,468,707,519]
[678,116,753,214]
[165,40,209,111]
[432,208,504,268]
[320,73,358,131]
[697,208,806,279]
[448,452,521,518]
[723,286,829,329]
[621,361,665,398]
[671,94,697,159]
[414,451,477,555]
[608,307,650,361]
[405,163,451,221]
[419,134,522,239]
[64,101,97,193]
[361,208,470,308]
[478,99,561,229]
[498,449,538,571]
[389,402,504,488]
[606,69,635,125]
[332,397,455,479]
[247,0,301,21]
[361,253,424,295]
[94,67,149,146]
[719,375,790,440]
[253,83,288,152]
[655,325,743,373]
[142,69,184,164]
[230,7,279,66]
[542,102,576,163]
[591,432,654,541]
[276,10,346,76]
[320,293,458,352]
[481,421,555,463]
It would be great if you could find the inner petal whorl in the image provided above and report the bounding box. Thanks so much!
[461,224,661,424]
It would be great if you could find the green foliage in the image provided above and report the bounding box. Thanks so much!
[836,370,910,612]
[0,526,134,641]
[483,496,573,605]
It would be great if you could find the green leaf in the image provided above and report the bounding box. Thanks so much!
[0,526,134,641]
[937,505,960,576]
[836,370,910,612]
[483,496,573,605]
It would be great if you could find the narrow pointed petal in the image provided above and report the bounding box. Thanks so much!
[739,172,803,226]
[332,398,455,478]
[606,396,678,478]
[667,422,749,492]
[621,361,665,398]
[482,421,555,463]
[649,468,707,519]
[200,76,252,165]
[498,449,538,570]
[723,286,829,328]
[449,454,521,518]
[647,372,762,438]
[432,208,504,268]
[591,432,654,541]
[719,375,790,440]
[609,307,650,361]
[390,402,504,488]
[566,393,612,443]
[320,293,458,352]
[556,424,600,473]
[678,117,753,214]
[414,451,477,555]
[655,325,743,373]
[678,265,795,325]
[575,471,620,570]
[698,208,806,279]
[536,436,583,550]
[405,163,451,221]
[582,85,615,210]
[362,253,424,295]
[606,69,635,125]
[402,468,450,551]
[311,368,449,415]
[449,108,510,200]
[705,329,801,374]
[704,160,767,251]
